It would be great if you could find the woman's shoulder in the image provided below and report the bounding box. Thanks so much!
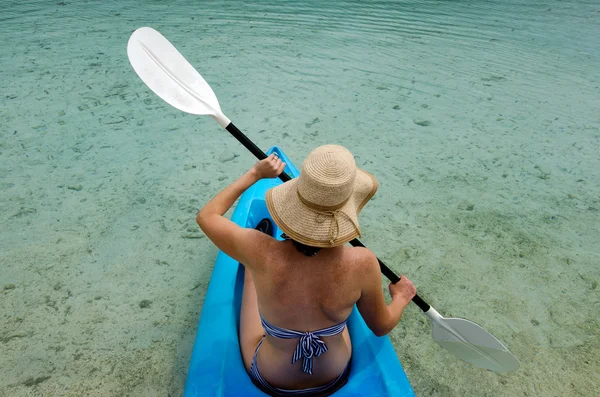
[342,246,382,284]
[342,245,376,266]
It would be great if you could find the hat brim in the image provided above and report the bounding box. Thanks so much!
[266,168,378,248]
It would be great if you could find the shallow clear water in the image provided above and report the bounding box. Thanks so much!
[1,1,599,396]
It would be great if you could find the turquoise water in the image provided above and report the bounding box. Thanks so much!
[1,0,599,396]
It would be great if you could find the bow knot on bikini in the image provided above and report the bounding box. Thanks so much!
[259,314,349,376]
[292,332,328,374]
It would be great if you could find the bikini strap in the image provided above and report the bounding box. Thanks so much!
[260,315,347,375]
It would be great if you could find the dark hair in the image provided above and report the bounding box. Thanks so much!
[281,233,321,257]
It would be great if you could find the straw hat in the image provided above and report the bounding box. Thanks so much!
[266,145,378,247]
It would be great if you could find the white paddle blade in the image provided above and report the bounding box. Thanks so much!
[127,27,225,120]
[427,309,520,372]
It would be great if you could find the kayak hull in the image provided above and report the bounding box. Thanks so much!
[184,146,415,396]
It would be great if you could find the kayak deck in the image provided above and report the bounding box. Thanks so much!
[184,146,415,396]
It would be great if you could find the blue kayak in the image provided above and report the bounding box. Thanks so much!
[184,146,415,397]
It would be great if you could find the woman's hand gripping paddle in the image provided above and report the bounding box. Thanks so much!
[127,27,519,373]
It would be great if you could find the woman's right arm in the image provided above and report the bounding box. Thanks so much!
[355,249,416,337]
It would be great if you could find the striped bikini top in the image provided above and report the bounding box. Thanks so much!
[259,314,348,375]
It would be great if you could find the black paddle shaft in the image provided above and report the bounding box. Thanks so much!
[225,122,431,313]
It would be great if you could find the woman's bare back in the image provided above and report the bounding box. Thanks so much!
[248,241,365,388]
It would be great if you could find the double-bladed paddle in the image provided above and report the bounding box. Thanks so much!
[126,26,519,373]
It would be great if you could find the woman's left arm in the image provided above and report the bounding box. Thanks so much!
[196,154,286,267]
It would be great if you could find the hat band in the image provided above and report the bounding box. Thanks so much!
[296,190,350,212]
[297,189,361,245]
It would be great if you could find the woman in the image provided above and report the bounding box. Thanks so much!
[197,145,416,396]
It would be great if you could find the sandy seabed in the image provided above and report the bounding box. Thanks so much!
[1,1,599,396]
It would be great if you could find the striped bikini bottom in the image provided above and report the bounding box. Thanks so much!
[249,336,351,397]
